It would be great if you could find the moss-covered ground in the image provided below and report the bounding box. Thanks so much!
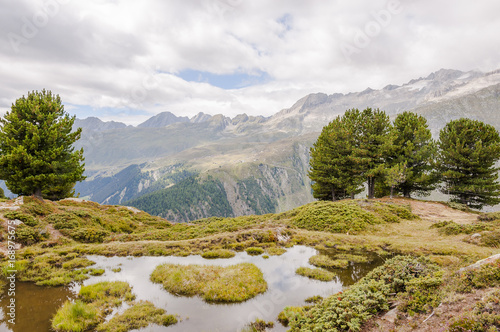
[1,196,499,330]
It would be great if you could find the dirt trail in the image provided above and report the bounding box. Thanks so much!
[381,198,479,224]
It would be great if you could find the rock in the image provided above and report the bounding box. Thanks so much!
[470,233,482,244]
[382,307,399,323]
[123,206,142,214]
[458,253,500,273]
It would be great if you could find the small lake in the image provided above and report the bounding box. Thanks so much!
[0,246,384,332]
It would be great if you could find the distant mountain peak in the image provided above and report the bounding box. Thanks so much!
[137,111,189,128]
[74,117,128,132]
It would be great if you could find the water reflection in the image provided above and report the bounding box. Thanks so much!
[0,282,75,332]
[0,246,385,332]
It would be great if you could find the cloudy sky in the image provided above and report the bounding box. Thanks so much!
[1,0,499,125]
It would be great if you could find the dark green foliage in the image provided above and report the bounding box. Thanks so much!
[309,108,393,201]
[3,211,38,226]
[0,90,85,199]
[287,256,440,331]
[125,175,233,221]
[437,118,500,209]
[237,178,276,214]
[389,111,437,197]
[398,273,444,315]
[0,187,5,199]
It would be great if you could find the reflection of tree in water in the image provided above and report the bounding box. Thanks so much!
[0,282,75,332]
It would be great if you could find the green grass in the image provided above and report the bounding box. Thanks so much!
[309,254,349,269]
[201,249,235,259]
[150,263,267,303]
[96,300,177,332]
[266,247,286,256]
[52,300,100,332]
[296,267,336,281]
[79,281,135,307]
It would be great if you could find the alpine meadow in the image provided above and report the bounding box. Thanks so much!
[1,1,500,332]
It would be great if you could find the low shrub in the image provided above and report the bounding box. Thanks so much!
[21,197,55,216]
[287,256,441,331]
[480,230,500,248]
[296,267,336,281]
[278,306,305,327]
[455,259,500,292]
[64,228,109,243]
[3,211,38,226]
[478,211,500,221]
[15,224,48,245]
[398,273,444,315]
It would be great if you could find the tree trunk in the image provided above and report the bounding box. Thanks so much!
[367,177,375,199]
[332,188,336,202]
[34,187,43,199]
[390,186,394,198]
[403,188,411,198]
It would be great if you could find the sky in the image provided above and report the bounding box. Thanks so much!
[1,0,499,126]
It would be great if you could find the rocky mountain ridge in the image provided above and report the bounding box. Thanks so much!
[66,68,500,221]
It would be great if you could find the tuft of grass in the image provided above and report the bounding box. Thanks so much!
[201,249,235,259]
[150,263,267,303]
[309,254,348,269]
[96,300,177,332]
[296,267,336,281]
[79,281,135,307]
[266,247,286,256]
[278,306,305,327]
[52,300,100,332]
[89,268,105,276]
[111,267,122,273]
[246,247,264,256]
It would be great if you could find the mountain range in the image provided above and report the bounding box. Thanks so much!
[65,68,500,221]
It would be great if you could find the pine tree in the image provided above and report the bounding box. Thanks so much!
[390,111,437,197]
[358,108,394,199]
[437,118,500,209]
[308,113,364,201]
[0,90,86,199]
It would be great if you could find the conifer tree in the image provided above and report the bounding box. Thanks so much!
[437,118,500,209]
[390,111,437,197]
[358,108,394,198]
[0,90,86,199]
[308,111,366,201]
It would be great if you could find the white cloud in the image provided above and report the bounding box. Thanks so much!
[0,0,499,125]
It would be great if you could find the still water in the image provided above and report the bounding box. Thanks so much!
[0,246,384,332]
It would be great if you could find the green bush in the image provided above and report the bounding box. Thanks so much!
[64,228,109,243]
[3,211,38,226]
[15,224,48,245]
[287,256,441,331]
[456,259,500,292]
[46,213,81,230]
[398,273,444,315]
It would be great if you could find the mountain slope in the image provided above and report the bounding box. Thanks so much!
[73,68,500,221]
